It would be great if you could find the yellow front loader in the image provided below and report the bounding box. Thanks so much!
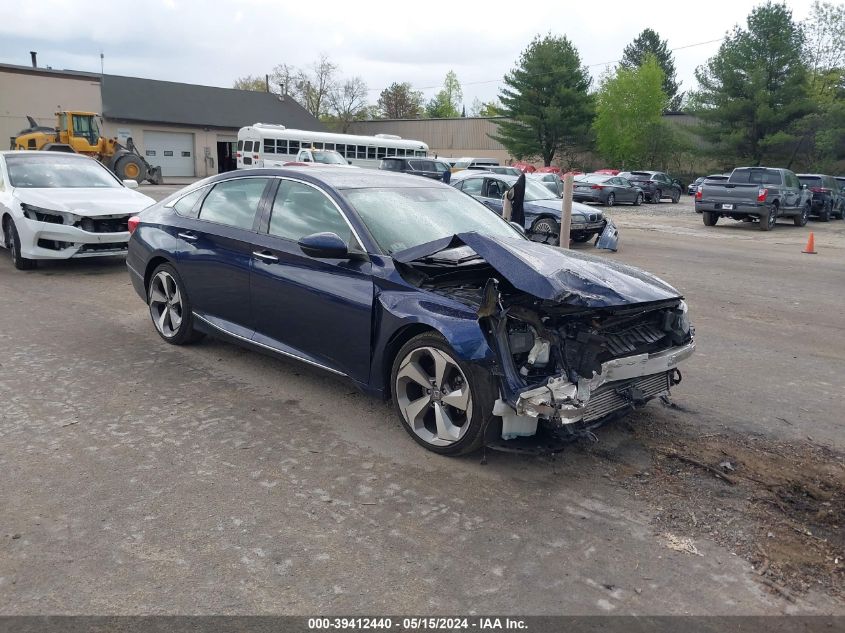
[11,111,163,184]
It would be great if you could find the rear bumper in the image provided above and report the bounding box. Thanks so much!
[573,191,603,203]
[695,201,765,216]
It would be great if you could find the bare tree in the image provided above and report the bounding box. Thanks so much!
[328,77,369,132]
[294,55,338,119]
[270,63,297,96]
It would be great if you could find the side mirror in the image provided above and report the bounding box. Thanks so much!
[297,232,349,259]
[348,160,352,165]
[123,179,139,189]
[509,221,526,235]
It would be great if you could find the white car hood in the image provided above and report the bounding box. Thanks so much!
[14,187,155,217]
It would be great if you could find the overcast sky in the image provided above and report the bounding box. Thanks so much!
[0,0,820,109]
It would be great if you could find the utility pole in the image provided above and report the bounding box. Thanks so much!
[560,173,574,248]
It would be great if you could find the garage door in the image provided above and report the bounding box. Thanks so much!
[143,131,195,177]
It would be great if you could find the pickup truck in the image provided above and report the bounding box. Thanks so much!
[695,167,811,231]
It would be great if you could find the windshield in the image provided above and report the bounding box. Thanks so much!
[577,175,611,184]
[6,155,121,188]
[342,186,524,255]
[312,150,347,165]
[523,179,559,201]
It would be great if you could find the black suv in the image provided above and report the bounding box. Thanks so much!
[618,171,683,203]
[797,174,844,221]
[379,157,451,180]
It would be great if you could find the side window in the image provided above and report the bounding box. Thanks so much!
[264,139,275,154]
[461,178,483,196]
[198,178,269,230]
[269,180,356,247]
[172,187,206,218]
[484,179,505,198]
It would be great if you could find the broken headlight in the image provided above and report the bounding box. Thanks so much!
[21,203,69,225]
[677,300,690,334]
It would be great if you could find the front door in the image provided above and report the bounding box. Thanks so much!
[175,176,273,337]
[249,178,374,382]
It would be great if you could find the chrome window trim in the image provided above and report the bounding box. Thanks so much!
[268,176,365,252]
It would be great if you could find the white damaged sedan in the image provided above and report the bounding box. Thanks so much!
[0,151,155,270]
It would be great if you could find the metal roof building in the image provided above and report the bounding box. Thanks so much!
[0,61,323,179]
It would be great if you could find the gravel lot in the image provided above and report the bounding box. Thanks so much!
[1,187,842,615]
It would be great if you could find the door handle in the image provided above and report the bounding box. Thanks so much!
[177,231,198,241]
[253,250,279,262]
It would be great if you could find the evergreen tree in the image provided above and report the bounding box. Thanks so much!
[692,2,813,165]
[493,34,593,166]
[620,28,681,109]
[377,82,424,119]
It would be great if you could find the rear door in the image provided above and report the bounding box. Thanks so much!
[175,176,272,336]
[248,178,373,382]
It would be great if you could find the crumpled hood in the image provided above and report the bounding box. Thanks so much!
[14,187,155,217]
[526,198,600,221]
[396,232,681,308]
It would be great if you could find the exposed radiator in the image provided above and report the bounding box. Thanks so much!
[582,371,670,423]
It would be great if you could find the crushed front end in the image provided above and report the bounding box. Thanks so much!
[396,233,695,448]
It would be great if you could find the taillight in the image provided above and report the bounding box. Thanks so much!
[695,186,703,200]
[128,216,140,235]
[236,152,241,158]
[591,184,604,190]
[811,187,828,193]
[253,154,259,159]
[757,188,768,202]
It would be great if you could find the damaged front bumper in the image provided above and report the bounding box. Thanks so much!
[514,341,695,424]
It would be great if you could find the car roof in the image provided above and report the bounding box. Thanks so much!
[0,150,92,160]
[233,166,449,190]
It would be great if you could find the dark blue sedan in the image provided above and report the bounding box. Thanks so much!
[127,168,695,455]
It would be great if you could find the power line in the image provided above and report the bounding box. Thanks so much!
[366,36,726,93]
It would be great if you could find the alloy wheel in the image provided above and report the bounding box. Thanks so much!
[149,271,184,338]
[394,346,473,447]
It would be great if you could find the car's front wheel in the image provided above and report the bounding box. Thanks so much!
[530,217,560,244]
[633,192,643,206]
[3,217,36,270]
[147,263,203,345]
[391,332,496,456]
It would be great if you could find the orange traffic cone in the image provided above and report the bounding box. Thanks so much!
[802,232,817,254]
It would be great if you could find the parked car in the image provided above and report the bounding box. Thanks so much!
[618,171,682,203]
[512,162,536,173]
[537,166,561,174]
[796,173,844,221]
[695,166,811,230]
[527,172,563,197]
[687,177,705,195]
[451,171,608,244]
[693,175,729,212]
[451,157,499,173]
[573,174,644,207]
[379,157,450,180]
[127,167,694,455]
[0,151,154,270]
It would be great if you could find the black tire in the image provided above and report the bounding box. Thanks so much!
[115,154,146,183]
[671,189,680,204]
[605,193,615,207]
[702,211,718,226]
[759,204,777,231]
[3,217,36,270]
[819,201,830,222]
[390,332,497,456]
[794,202,810,227]
[633,192,643,206]
[653,189,662,203]
[147,262,203,345]
[530,217,560,244]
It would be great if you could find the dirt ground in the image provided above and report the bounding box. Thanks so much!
[0,190,842,615]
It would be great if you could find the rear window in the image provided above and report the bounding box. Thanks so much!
[629,171,652,178]
[380,159,403,171]
[730,169,782,185]
[797,176,822,185]
[579,175,611,183]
